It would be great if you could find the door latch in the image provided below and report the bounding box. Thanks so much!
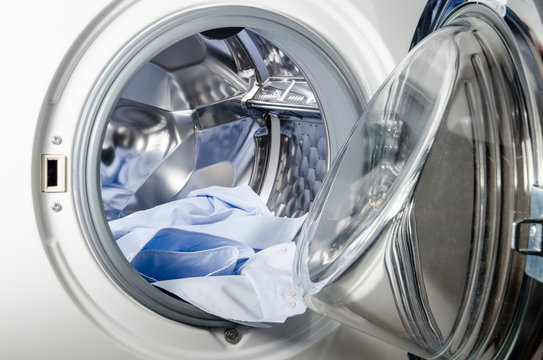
[41,154,66,193]
[512,218,543,256]
[512,186,543,282]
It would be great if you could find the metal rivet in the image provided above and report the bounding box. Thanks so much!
[51,202,62,212]
[51,136,62,145]
[224,328,241,345]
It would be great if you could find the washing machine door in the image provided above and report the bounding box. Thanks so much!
[294,1,543,359]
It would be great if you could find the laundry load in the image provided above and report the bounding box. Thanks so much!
[109,185,307,325]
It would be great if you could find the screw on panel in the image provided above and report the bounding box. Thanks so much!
[51,136,62,145]
[51,202,62,212]
[224,328,241,344]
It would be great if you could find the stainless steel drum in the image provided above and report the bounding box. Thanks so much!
[100,29,328,221]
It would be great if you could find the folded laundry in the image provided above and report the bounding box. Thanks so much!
[109,185,307,325]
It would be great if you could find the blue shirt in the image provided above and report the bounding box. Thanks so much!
[109,185,307,324]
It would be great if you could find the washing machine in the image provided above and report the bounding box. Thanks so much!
[1,0,423,359]
[2,0,542,359]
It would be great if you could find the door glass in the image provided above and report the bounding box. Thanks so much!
[295,6,534,359]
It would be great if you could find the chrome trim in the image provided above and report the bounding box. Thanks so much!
[258,113,281,204]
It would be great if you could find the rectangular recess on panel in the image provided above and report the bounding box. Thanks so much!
[41,154,66,192]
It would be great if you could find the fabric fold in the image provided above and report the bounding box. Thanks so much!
[109,185,307,324]
[131,246,239,281]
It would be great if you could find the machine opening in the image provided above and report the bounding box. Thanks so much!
[99,28,328,325]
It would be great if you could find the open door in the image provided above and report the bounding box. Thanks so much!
[295,2,543,359]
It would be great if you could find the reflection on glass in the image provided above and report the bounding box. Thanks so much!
[295,7,531,359]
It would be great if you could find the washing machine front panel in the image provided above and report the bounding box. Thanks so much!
[295,1,543,359]
[26,0,410,359]
[1,2,142,360]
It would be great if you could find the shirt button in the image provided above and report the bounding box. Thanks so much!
[279,247,288,254]
[287,301,296,309]
[285,289,296,297]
